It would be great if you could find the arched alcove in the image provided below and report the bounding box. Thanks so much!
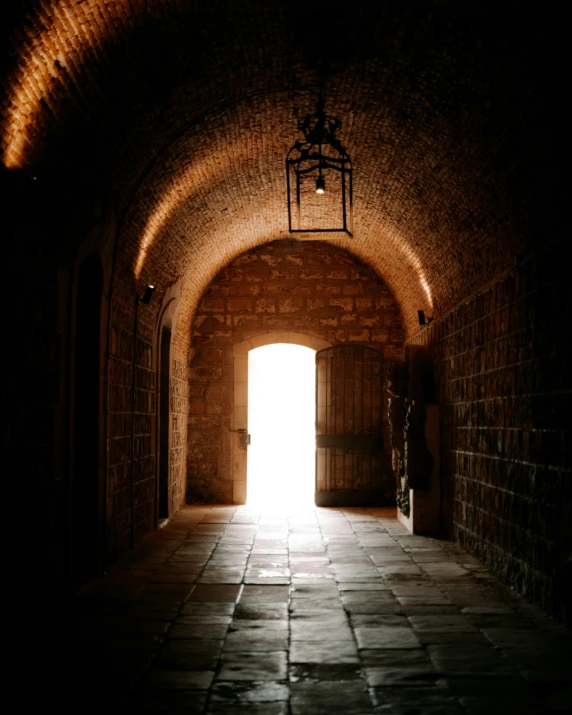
[154,279,183,524]
[187,239,405,504]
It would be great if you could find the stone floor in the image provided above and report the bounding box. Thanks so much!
[52,505,571,713]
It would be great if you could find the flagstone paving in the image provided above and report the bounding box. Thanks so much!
[53,505,571,713]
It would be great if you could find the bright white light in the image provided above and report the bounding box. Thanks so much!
[247,344,316,509]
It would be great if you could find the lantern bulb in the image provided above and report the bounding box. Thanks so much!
[316,176,326,194]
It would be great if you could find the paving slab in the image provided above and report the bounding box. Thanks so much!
[223,628,289,651]
[217,651,288,680]
[153,639,223,670]
[289,663,363,682]
[234,603,288,620]
[290,639,360,664]
[53,505,571,714]
[210,681,289,702]
[354,626,422,650]
[291,681,373,714]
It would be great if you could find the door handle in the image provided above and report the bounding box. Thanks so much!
[230,428,251,445]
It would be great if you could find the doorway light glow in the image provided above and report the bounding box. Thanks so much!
[247,344,316,509]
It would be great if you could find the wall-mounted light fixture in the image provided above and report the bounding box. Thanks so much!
[141,285,155,305]
[286,98,353,237]
[418,310,433,326]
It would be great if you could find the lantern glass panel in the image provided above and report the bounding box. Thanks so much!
[286,102,353,238]
[298,164,344,231]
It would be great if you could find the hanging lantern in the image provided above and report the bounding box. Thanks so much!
[286,99,353,237]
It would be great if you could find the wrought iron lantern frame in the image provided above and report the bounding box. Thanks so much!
[286,99,353,237]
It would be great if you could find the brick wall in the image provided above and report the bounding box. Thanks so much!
[107,277,158,557]
[410,248,571,620]
[107,316,134,558]
[170,355,189,512]
[187,239,405,503]
[107,276,188,558]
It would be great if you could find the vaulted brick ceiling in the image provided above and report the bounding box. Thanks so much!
[1,0,555,336]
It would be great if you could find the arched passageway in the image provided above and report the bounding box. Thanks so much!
[2,7,569,704]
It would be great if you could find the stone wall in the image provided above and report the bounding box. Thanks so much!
[410,248,571,620]
[187,239,405,503]
[107,276,188,559]
[170,355,189,513]
[107,280,155,557]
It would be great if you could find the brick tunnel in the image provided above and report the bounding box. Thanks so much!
[2,1,570,712]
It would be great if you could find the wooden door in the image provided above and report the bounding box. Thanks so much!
[315,345,384,506]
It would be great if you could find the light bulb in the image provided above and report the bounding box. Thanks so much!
[316,176,325,194]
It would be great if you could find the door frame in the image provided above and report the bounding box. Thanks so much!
[231,331,331,504]
[153,279,182,525]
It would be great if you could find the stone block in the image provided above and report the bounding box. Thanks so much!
[341,313,359,326]
[254,299,277,313]
[260,254,284,266]
[292,284,314,295]
[200,298,225,312]
[262,315,297,329]
[233,315,260,328]
[299,269,323,280]
[235,283,261,296]
[270,268,297,280]
[228,298,254,312]
[306,298,327,312]
[232,254,257,266]
[348,329,370,342]
[329,297,354,312]
[360,314,381,327]
[189,398,206,414]
[262,282,294,296]
[285,254,304,266]
[316,282,342,295]
[325,268,349,280]
[227,269,245,281]
[343,283,363,295]
[278,298,304,313]
[244,269,265,282]
[295,316,320,329]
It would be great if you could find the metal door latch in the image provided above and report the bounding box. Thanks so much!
[229,428,251,445]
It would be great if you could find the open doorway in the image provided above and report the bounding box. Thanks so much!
[247,343,316,508]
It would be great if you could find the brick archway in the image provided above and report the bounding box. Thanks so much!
[186,239,405,505]
[230,332,331,504]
